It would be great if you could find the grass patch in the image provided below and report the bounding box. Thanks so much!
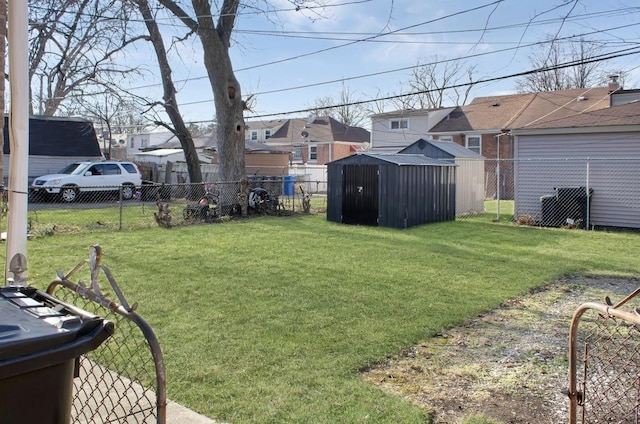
[15,214,640,423]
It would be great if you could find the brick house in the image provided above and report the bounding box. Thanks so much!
[266,115,370,165]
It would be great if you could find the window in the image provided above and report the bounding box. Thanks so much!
[292,148,302,161]
[264,129,271,140]
[102,164,122,175]
[250,131,258,141]
[465,135,481,155]
[439,136,453,142]
[390,119,409,130]
[309,145,318,162]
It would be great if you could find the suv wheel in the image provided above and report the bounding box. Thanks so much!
[60,186,78,202]
[122,184,135,200]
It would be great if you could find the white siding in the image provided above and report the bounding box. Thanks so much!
[370,115,431,151]
[514,132,640,228]
[455,158,485,216]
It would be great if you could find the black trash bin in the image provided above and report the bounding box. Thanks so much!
[0,286,113,424]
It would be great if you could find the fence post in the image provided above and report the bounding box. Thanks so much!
[586,158,590,230]
[119,186,123,231]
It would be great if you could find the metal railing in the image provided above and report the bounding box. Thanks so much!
[568,287,640,423]
[46,246,166,424]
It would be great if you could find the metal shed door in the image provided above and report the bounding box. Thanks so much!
[342,164,378,225]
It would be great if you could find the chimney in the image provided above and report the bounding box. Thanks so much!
[608,74,621,92]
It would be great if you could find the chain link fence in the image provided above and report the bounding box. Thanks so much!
[12,177,327,237]
[568,289,640,423]
[46,246,166,424]
[1,158,637,236]
[459,157,640,231]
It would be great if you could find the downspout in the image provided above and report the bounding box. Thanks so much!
[5,1,29,285]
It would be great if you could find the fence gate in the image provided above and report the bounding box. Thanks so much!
[46,246,166,424]
[568,288,640,423]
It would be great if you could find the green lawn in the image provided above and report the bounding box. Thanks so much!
[18,214,640,423]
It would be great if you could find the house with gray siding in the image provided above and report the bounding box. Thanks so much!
[511,101,640,229]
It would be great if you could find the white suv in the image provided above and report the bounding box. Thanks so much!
[30,161,142,202]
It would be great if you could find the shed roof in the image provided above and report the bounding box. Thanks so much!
[399,138,483,158]
[329,152,454,166]
[3,115,101,156]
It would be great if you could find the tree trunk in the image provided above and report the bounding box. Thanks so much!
[192,0,245,183]
[136,0,202,186]
[157,0,247,185]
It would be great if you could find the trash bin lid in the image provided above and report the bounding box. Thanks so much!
[0,286,102,361]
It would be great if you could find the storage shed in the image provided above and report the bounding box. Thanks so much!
[399,138,485,216]
[327,153,456,228]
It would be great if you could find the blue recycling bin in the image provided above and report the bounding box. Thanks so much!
[284,175,295,196]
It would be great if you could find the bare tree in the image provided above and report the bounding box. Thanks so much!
[111,100,148,134]
[309,83,368,127]
[28,0,146,115]
[154,0,326,183]
[72,88,150,158]
[395,56,476,110]
[516,37,605,92]
[134,0,202,185]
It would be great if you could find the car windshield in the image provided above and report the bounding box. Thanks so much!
[57,162,89,175]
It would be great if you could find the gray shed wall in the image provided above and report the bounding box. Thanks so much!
[378,164,455,228]
[514,132,640,229]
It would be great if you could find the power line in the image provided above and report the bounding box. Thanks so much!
[122,15,640,93]
[243,46,640,120]
[157,23,640,108]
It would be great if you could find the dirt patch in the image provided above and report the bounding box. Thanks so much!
[362,275,640,424]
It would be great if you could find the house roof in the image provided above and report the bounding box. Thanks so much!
[268,116,370,144]
[134,148,184,158]
[429,87,612,133]
[511,87,612,128]
[245,119,286,132]
[3,115,102,157]
[143,132,290,153]
[512,101,640,133]
[370,108,443,119]
[330,152,453,166]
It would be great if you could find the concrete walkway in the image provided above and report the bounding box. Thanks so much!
[76,359,224,423]
[166,400,221,424]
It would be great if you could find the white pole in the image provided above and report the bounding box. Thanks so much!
[586,158,590,230]
[5,0,30,284]
[496,134,501,221]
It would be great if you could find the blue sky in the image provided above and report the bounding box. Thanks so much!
[125,0,640,126]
